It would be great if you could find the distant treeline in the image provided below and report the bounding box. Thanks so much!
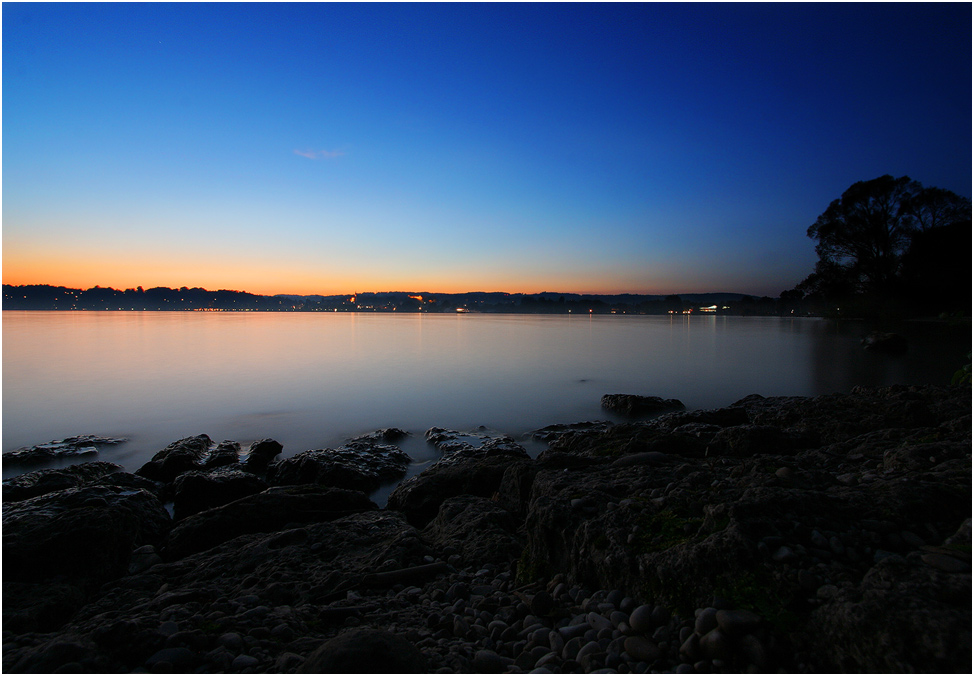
[3,285,802,315]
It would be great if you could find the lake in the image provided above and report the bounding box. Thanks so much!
[2,311,968,488]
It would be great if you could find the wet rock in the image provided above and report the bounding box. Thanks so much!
[2,461,123,502]
[3,485,171,585]
[422,495,522,567]
[242,438,283,473]
[601,394,685,417]
[166,485,377,558]
[298,628,427,673]
[135,435,212,483]
[171,466,267,520]
[388,454,528,528]
[203,440,241,469]
[268,440,408,493]
[2,435,126,468]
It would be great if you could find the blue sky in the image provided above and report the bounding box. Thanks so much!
[3,2,971,296]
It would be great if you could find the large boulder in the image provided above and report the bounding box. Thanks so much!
[171,466,268,520]
[298,629,427,673]
[242,438,283,473]
[2,485,172,586]
[135,434,212,483]
[601,394,685,416]
[2,460,123,502]
[165,485,377,559]
[387,455,529,528]
[268,437,409,492]
[421,495,523,567]
[203,440,242,469]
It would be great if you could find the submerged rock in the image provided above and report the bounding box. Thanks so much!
[2,435,127,468]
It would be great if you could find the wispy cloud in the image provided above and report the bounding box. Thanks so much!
[294,148,345,160]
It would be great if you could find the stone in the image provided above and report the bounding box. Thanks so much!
[172,467,267,520]
[298,629,427,673]
[715,609,761,636]
[242,438,283,473]
[628,605,655,633]
[166,485,376,558]
[472,649,512,673]
[135,435,212,483]
[2,435,126,468]
[694,607,718,635]
[268,442,408,493]
[623,635,660,662]
[145,647,200,672]
[2,485,171,585]
[2,461,123,502]
[601,394,685,417]
[421,495,522,567]
[699,628,733,660]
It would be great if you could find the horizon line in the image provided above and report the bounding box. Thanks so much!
[1,282,760,299]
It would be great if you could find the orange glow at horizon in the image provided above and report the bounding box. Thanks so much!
[3,251,686,297]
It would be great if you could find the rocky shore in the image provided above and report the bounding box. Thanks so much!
[3,384,970,673]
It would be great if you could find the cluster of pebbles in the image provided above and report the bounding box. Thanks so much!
[314,562,780,674]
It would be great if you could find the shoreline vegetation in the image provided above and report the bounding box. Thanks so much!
[1,284,791,315]
[3,384,970,673]
[3,284,970,320]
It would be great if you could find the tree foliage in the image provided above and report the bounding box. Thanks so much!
[802,175,970,303]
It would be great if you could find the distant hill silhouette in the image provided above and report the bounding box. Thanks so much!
[3,284,786,315]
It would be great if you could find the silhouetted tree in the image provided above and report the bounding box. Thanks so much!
[806,175,921,296]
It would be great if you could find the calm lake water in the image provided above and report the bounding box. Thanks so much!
[3,311,968,486]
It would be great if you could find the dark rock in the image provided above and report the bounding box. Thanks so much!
[242,438,283,473]
[600,394,685,417]
[425,427,530,465]
[268,442,408,493]
[387,455,529,528]
[171,466,267,520]
[707,425,804,457]
[298,628,427,673]
[1,435,126,468]
[145,646,201,672]
[3,485,171,585]
[135,434,212,483]
[530,421,614,443]
[422,494,522,567]
[2,461,123,502]
[2,580,86,633]
[166,485,376,558]
[203,440,241,469]
[92,471,162,494]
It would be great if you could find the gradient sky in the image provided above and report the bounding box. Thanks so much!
[3,3,971,297]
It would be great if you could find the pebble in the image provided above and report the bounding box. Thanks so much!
[772,546,798,564]
[230,654,259,669]
[623,635,660,662]
[715,609,760,636]
[628,604,655,633]
[694,607,718,635]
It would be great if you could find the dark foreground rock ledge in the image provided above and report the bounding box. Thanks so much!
[2,384,970,673]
